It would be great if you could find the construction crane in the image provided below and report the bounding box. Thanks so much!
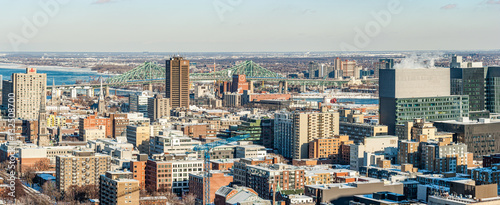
[193,134,250,205]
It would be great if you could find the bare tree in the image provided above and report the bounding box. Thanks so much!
[182,193,197,205]
[21,166,37,187]
[14,179,26,198]
[42,182,61,201]
[85,184,99,199]
[140,188,149,197]
[34,159,51,171]
[164,191,181,204]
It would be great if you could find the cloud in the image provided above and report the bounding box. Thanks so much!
[486,0,500,4]
[93,0,112,4]
[440,4,457,10]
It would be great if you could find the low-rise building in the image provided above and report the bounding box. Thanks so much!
[308,135,350,162]
[244,163,305,199]
[235,144,267,158]
[214,186,271,205]
[304,178,403,205]
[149,131,201,155]
[350,136,398,171]
[144,157,203,195]
[100,171,140,205]
[189,171,234,204]
[339,122,388,143]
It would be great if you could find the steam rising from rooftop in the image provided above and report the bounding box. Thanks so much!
[393,53,444,69]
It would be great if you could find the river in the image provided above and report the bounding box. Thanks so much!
[0,63,108,85]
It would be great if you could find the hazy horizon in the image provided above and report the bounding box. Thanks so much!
[2,0,500,52]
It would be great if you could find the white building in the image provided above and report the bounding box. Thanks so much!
[149,131,201,155]
[235,145,267,158]
[350,135,398,171]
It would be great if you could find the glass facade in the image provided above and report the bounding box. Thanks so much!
[486,77,500,113]
[395,96,469,125]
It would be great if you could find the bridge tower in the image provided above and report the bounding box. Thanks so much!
[278,81,288,94]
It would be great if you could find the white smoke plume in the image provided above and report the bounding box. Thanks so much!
[394,52,444,69]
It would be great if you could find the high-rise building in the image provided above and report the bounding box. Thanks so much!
[166,56,190,108]
[129,90,153,118]
[147,94,170,122]
[56,150,111,192]
[485,66,500,113]
[379,68,469,134]
[341,60,361,78]
[274,110,340,159]
[2,68,46,120]
[374,59,394,78]
[379,59,394,69]
[450,65,489,119]
[99,171,140,205]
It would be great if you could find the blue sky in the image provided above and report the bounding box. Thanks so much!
[1,0,499,52]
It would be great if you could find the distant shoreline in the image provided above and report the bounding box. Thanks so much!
[0,63,97,73]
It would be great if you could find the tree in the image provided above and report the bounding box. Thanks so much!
[0,187,14,203]
[34,159,51,171]
[14,179,26,198]
[140,188,149,197]
[21,167,36,187]
[182,193,196,205]
[64,184,99,203]
[85,184,99,199]
[146,183,157,196]
[42,181,61,201]
[164,191,181,204]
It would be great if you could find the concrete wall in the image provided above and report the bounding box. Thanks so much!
[380,68,451,98]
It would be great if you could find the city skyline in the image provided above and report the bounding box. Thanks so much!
[2,1,500,204]
[1,0,500,52]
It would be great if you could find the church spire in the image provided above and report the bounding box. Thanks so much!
[98,78,106,114]
[37,93,50,146]
[99,77,104,100]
